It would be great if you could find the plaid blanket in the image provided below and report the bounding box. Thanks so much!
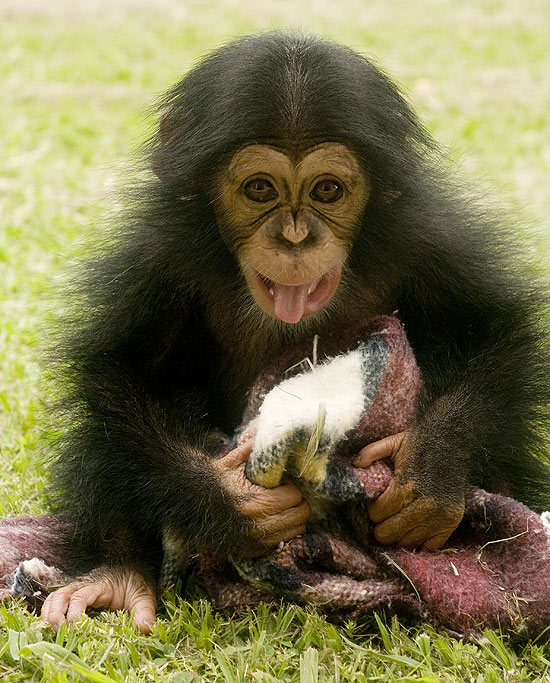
[2,317,550,637]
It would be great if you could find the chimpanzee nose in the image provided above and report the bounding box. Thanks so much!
[280,209,309,245]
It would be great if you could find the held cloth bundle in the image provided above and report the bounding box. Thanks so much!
[2,317,550,637]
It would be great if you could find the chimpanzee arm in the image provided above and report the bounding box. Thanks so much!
[406,262,550,505]
[356,258,550,548]
[54,368,308,564]
[50,278,311,575]
[45,344,309,630]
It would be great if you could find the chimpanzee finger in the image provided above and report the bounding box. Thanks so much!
[65,582,110,623]
[40,589,56,626]
[41,583,88,630]
[394,523,443,549]
[353,431,408,468]
[239,523,308,557]
[262,523,308,548]
[372,498,435,545]
[393,521,457,549]
[368,480,415,523]
[373,496,463,547]
[238,481,305,516]
[421,529,456,551]
[218,437,255,468]
[269,523,307,545]
[112,569,158,632]
[126,589,157,633]
[252,499,311,536]
[237,425,258,446]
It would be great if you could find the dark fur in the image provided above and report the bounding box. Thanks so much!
[50,31,550,574]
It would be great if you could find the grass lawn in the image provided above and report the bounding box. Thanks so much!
[1,0,549,680]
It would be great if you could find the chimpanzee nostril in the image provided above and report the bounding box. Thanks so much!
[281,212,309,244]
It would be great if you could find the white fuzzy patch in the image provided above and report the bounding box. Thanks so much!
[20,558,49,577]
[540,511,550,533]
[254,349,366,452]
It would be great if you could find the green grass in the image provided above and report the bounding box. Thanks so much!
[1,0,549,680]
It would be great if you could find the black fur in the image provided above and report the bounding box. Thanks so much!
[50,31,550,573]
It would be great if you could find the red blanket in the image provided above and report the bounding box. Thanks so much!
[2,317,550,637]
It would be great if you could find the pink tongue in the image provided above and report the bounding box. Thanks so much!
[272,283,309,324]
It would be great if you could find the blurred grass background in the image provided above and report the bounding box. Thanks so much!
[0,0,549,680]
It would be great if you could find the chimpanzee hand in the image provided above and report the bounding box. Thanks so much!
[353,431,465,550]
[41,567,157,633]
[212,435,311,558]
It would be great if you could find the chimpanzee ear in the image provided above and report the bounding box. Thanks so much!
[368,175,401,205]
[151,107,185,185]
[375,181,402,205]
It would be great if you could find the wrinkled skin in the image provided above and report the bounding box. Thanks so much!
[41,567,157,634]
[211,436,311,557]
[354,431,465,550]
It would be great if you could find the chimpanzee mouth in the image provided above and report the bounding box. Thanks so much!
[252,267,342,324]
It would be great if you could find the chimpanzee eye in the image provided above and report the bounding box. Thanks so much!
[310,180,343,203]
[244,179,278,202]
